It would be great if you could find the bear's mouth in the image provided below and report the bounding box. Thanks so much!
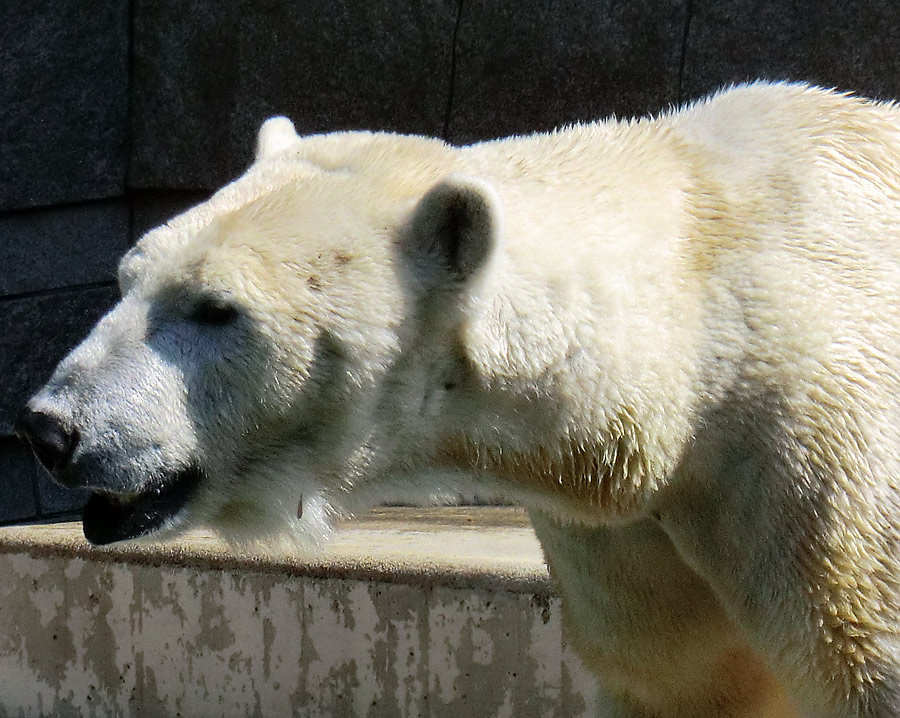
[82,465,203,545]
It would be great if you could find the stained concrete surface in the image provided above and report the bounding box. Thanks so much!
[0,508,599,717]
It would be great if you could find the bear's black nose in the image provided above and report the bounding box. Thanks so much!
[15,407,79,476]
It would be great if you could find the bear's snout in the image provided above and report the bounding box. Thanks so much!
[16,406,80,480]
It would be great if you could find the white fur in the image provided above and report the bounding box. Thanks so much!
[29,82,900,716]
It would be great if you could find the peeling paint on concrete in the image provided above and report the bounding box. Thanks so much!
[0,510,599,717]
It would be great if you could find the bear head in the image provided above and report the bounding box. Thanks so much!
[19,118,503,546]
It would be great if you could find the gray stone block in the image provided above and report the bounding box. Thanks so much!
[131,191,211,242]
[130,0,456,190]
[0,287,118,435]
[36,468,89,516]
[129,0,241,190]
[0,1,128,210]
[0,202,129,296]
[446,0,687,144]
[0,437,38,523]
[682,1,900,102]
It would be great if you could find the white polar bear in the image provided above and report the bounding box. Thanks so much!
[18,82,900,717]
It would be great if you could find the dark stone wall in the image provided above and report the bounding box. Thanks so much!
[3,1,900,525]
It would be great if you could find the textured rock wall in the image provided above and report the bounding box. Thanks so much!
[3,1,900,524]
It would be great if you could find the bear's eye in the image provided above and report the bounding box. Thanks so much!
[191,297,240,326]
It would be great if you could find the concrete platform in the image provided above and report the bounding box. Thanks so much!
[0,507,599,717]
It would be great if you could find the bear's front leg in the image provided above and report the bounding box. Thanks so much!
[529,511,797,718]
[659,450,900,718]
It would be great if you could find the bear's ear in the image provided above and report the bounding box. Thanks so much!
[403,174,502,288]
[256,116,300,160]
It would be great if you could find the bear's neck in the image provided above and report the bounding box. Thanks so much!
[434,212,704,522]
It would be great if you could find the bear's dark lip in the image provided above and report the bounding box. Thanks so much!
[82,465,203,545]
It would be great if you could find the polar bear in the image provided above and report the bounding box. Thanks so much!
[17,82,900,717]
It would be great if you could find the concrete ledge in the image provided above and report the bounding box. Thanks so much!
[0,508,599,717]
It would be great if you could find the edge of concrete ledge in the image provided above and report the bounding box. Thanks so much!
[0,506,554,596]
